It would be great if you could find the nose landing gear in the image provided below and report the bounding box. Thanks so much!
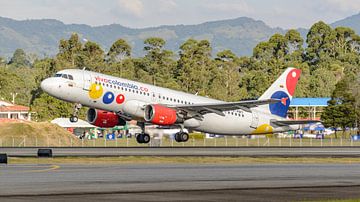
[70,103,82,123]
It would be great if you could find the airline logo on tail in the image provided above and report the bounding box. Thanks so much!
[267,68,301,118]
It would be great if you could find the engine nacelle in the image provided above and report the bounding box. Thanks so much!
[87,108,126,128]
[144,104,181,125]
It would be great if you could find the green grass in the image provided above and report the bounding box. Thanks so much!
[8,156,360,164]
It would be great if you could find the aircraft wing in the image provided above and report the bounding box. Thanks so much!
[166,99,280,118]
[271,119,321,126]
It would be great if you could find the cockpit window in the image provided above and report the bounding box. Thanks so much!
[54,73,74,80]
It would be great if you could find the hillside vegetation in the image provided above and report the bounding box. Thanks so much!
[0,13,360,57]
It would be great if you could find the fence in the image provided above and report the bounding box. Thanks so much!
[0,136,360,147]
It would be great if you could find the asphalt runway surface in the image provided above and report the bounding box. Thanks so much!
[2,147,360,157]
[1,163,360,201]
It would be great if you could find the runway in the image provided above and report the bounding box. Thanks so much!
[1,163,360,201]
[2,147,360,157]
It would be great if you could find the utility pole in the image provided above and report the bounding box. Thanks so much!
[10,92,18,104]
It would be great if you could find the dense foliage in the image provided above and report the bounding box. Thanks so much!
[0,21,359,129]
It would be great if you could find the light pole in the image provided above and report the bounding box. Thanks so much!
[10,92,18,104]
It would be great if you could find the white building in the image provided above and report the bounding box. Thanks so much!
[0,101,31,121]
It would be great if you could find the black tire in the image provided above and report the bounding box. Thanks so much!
[70,116,78,123]
[136,134,144,144]
[143,134,150,144]
[174,132,182,142]
[181,132,189,142]
[0,154,7,164]
[38,149,53,158]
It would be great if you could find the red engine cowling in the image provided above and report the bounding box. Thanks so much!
[87,108,126,128]
[144,104,180,125]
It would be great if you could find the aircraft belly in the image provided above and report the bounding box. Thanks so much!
[195,114,252,135]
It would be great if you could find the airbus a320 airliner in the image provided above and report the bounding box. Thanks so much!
[41,67,316,144]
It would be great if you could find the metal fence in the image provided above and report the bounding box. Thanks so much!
[1,136,360,147]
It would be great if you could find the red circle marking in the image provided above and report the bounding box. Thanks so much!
[286,68,301,96]
[116,94,125,104]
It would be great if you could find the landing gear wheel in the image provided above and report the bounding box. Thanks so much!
[175,132,181,142]
[69,115,78,123]
[136,133,143,143]
[174,132,189,142]
[180,132,189,142]
[136,133,150,144]
[142,134,150,144]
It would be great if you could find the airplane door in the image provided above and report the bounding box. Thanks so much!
[250,111,259,129]
[83,70,91,90]
[151,92,156,102]
[151,92,161,103]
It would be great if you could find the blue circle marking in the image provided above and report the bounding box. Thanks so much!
[103,92,115,104]
[269,91,290,118]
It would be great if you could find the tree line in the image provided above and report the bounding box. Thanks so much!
[0,21,359,134]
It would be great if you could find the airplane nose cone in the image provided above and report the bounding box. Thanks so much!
[40,78,54,94]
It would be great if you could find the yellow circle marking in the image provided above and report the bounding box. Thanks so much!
[252,124,273,134]
[89,83,103,99]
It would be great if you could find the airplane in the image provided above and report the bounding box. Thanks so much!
[41,67,317,144]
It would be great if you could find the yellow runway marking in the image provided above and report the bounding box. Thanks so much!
[2,165,60,174]
[21,164,60,173]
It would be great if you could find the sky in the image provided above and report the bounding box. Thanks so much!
[0,0,359,29]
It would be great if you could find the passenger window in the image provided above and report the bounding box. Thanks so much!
[68,75,74,80]
[62,74,68,79]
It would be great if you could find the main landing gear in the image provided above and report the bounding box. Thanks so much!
[136,122,150,144]
[174,131,189,142]
[70,103,82,123]
[174,125,189,142]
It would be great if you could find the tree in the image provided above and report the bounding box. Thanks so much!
[142,37,178,89]
[321,75,357,138]
[107,39,131,63]
[212,50,243,101]
[8,49,30,68]
[81,41,105,71]
[177,39,215,95]
[306,21,334,63]
[57,33,83,68]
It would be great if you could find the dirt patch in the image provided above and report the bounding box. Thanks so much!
[0,122,81,146]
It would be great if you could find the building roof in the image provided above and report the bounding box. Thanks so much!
[0,101,30,112]
[51,118,95,128]
[290,98,330,107]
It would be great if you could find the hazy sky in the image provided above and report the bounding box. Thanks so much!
[0,0,359,29]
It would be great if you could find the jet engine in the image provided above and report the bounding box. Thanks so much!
[144,104,182,125]
[87,108,126,128]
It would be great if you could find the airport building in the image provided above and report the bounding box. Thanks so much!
[0,101,31,121]
[288,98,330,120]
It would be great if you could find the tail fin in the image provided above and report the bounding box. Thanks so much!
[257,67,301,118]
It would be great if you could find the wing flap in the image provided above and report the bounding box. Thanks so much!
[271,119,320,126]
[166,98,280,118]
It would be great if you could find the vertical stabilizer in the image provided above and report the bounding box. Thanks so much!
[257,67,301,118]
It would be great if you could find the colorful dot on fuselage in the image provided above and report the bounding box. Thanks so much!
[116,94,125,104]
[103,92,115,104]
[88,83,103,99]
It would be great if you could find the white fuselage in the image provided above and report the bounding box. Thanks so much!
[41,69,298,135]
